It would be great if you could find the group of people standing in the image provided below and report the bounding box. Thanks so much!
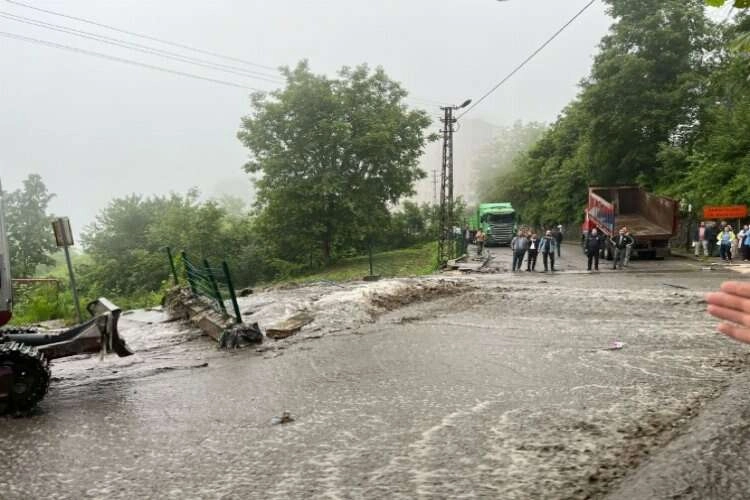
[510,227,563,272]
[693,221,750,262]
[583,226,635,271]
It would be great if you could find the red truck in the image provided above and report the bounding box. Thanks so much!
[581,186,679,259]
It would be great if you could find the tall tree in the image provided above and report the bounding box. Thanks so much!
[237,61,433,263]
[4,174,57,277]
[497,0,718,226]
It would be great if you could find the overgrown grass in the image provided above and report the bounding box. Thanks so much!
[268,241,438,285]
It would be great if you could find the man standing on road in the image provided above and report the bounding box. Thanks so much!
[610,227,634,270]
[527,232,539,272]
[475,228,486,257]
[510,230,529,272]
[622,227,635,267]
[693,221,709,258]
[717,225,736,262]
[463,225,472,255]
[554,225,563,257]
[539,230,557,272]
[584,228,603,271]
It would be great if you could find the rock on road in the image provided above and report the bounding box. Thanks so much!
[1,244,749,499]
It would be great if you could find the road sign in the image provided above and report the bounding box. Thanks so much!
[702,205,748,219]
[51,217,74,247]
[50,217,81,322]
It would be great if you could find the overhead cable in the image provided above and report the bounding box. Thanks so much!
[4,0,279,72]
[458,0,597,119]
[0,11,284,83]
[0,30,265,90]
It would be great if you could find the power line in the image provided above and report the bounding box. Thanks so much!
[0,11,285,84]
[0,30,266,91]
[4,0,279,72]
[458,0,597,119]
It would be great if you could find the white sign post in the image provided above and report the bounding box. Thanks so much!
[51,217,82,323]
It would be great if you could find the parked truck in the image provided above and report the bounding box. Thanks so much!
[477,202,516,246]
[581,186,679,259]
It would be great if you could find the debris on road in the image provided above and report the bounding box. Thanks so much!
[164,287,264,347]
[662,283,689,289]
[605,341,626,350]
[266,312,314,340]
[219,322,263,348]
[271,411,294,425]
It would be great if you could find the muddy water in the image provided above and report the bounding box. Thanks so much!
[0,246,747,499]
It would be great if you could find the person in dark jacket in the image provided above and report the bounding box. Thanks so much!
[539,230,557,272]
[553,225,563,257]
[526,233,539,271]
[705,222,718,257]
[610,227,634,270]
[585,228,603,271]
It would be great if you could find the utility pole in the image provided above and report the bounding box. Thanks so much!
[437,99,471,267]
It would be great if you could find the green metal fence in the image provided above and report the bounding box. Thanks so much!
[165,247,242,323]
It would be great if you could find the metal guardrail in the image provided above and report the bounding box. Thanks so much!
[165,247,242,324]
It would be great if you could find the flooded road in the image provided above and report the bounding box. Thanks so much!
[2,244,748,499]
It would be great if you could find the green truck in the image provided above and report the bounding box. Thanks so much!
[473,202,517,246]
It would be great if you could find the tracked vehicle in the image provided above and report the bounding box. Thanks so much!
[0,182,132,414]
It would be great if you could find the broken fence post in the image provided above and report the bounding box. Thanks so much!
[204,258,228,316]
[166,246,179,285]
[182,251,197,295]
[222,260,242,324]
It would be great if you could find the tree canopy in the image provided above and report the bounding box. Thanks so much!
[4,174,57,277]
[476,0,746,227]
[237,61,433,263]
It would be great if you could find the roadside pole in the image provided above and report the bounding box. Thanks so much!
[51,217,82,323]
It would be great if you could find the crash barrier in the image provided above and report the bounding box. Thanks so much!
[164,247,242,324]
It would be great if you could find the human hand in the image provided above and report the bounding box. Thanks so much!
[706,281,750,344]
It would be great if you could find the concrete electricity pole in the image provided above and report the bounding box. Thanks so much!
[437,99,471,267]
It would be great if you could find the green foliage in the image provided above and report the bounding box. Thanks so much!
[493,0,726,227]
[79,190,272,299]
[4,174,57,277]
[238,61,434,264]
[706,1,750,9]
[267,242,437,285]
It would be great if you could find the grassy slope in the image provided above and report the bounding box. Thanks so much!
[271,242,438,285]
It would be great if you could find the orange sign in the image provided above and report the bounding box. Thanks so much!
[703,205,748,219]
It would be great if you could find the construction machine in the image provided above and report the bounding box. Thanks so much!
[0,182,133,414]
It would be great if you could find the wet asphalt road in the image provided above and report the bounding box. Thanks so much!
[2,244,749,499]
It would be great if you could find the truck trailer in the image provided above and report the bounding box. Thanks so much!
[581,186,678,259]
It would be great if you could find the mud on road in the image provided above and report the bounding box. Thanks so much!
[1,249,749,499]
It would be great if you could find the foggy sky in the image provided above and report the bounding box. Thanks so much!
[1,0,613,236]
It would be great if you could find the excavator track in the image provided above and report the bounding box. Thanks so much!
[0,341,51,414]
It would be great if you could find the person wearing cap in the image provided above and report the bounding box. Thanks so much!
[539,229,557,272]
[610,227,634,270]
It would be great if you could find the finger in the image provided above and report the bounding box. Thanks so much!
[705,292,750,314]
[717,321,750,345]
[720,281,750,299]
[707,304,750,328]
